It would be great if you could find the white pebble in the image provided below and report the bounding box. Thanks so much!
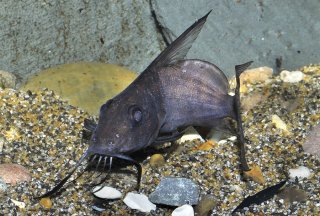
[228,136,237,141]
[230,184,243,193]
[280,70,304,83]
[218,139,227,145]
[289,166,311,179]
[271,115,289,132]
[178,134,204,144]
[123,192,156,213]
[92,186,122,199]
[172,204,194,216]
[11,199,25,209]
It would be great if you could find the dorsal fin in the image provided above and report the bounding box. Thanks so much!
[147,10,212,70]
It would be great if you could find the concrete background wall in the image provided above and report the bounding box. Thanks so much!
[0,0,319,84]
[0,0,164,83]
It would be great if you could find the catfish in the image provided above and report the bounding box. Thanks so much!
[40,10,252,198]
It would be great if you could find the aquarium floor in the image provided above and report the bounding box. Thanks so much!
[0,65,319,215]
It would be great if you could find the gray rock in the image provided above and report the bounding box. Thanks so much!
[149,177,200,206]
[0,1,164,84]
[151,0,320,77]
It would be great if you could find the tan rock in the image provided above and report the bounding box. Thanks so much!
[241,92,269,111]
[241,66,273,84]
[195,195,216,216]
[0,164,31,185]
[20,62,137,115]
[271,114,290,135]
[150,154,165,168]
[40,197,53,209]
[0,70,17,89]
[243,164,265,184]
[193,140,216,151]
[303,124,320,157]
[229,66,273,93]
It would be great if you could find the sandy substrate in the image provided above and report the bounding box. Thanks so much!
[0,65,319,215]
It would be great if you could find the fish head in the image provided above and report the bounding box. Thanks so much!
[88,94,161,156]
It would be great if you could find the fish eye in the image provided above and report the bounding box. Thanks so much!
[128,105,143,124]
[133,109,142,122]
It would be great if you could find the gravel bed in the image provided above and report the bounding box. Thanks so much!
[0,65,319,215]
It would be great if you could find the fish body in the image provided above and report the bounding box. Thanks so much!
[158,59,234,133]
[89,10,237,156]
[40,10,252,197]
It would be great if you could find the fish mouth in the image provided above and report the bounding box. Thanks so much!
[38,149,142,198]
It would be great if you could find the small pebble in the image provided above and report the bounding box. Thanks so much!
[172,204,194,216]
[228,136,237,141]
[92,205,105,212]
[303,123,320,157]
[40,197,53,209]
[0,135,4,154]
[178,127,204,144]
[0,163,31,185]
[271,114,289,133]
[92,186,122,199]
[3,127,21,141]
[218,139,228,145]
[243,164,265,184]
[195,195,216,216]
[0,70,17,88]
[288,166,311,179]
[123,192,156,213]
[280,70,304,83]
[278,187,308,203]
[193,140,216,151]
[150,154,165,168]
[230,185,243,193]
[178,133,204,144]
[0,177,7,192]
[11,199,26,209]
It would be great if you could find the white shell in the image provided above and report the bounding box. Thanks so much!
[92,186,122,199]
[228,136,237,141]
[123,192,156,213]
[172,204,194,216]
[178,134,204,144]
[272,115,288,131]
[218,139,227,145]
[11,199,25,209]
[280,70,304,83]
[289,166,311,179]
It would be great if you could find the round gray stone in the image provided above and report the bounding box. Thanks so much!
[149,177,200,206]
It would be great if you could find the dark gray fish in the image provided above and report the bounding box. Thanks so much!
[40,10,252,198]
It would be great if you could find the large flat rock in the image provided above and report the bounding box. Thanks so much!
[151,0,320,77]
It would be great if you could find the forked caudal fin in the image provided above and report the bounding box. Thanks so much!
[234,61,253,172]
